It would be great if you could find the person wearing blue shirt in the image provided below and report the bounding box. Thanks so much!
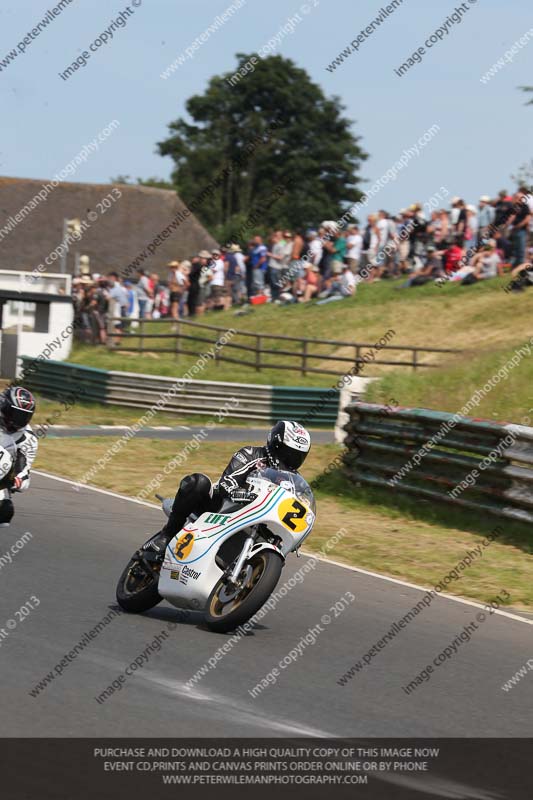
[249,235,268,295]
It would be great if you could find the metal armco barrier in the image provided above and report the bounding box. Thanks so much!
[20,358,339,426]
[343,402,533,523]
[19,358,109,403]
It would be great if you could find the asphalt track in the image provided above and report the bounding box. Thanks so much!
[45,425,335,443]
[0,471,531,745]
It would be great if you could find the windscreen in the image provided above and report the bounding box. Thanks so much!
[250,468,316,514]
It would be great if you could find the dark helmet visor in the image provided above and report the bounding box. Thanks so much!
[5,405,33,431]
[277,443,308,471]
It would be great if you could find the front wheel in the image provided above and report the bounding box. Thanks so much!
[116,552,162,613]
[205,551,283,633]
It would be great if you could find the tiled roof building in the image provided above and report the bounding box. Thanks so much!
[0,176,218,276]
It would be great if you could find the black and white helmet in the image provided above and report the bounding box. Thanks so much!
[266,420,311,471]
[1,386,36,433]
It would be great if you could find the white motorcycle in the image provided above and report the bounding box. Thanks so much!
[0,441,17,523]
[116,468,316,633]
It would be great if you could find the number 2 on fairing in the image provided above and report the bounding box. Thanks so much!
[175,532,194,559]
[280,499,307,531]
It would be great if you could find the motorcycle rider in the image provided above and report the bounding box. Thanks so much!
[144,420,311,562]
[0,387,38,527]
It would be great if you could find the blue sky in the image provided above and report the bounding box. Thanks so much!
[1,0,532,216]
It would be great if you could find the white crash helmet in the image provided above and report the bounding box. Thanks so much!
[267,420,311,471]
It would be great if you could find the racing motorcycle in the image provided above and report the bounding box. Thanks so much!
[0,442,17,519]
[116,468,316,633]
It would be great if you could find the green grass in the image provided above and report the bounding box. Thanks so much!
[365,339,533,423]
[32,394,251,429]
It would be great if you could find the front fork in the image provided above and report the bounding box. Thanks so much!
[227,530,257,586]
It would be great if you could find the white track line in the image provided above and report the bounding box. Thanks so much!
[309,552,533,625]
[33,469,533,626]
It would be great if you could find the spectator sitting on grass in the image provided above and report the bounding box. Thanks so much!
[506,247,533,293]
[317,263,356,303]
[397,245,444,288]
[461,239,502,285]
[302,264,320,303]
[492,230,512,262]
[440,237,465,275]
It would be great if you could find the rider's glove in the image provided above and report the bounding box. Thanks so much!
[12,474,30,492]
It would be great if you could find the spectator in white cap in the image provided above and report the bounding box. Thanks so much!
[210,249,227,310]
[450,197,461,226]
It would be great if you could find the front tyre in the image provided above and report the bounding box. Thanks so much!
[205,551,283,633]
[116,553,162,613]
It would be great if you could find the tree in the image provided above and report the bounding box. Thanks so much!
[157,54,367,242]
[511,160,533,189]
[512,87,533,189]
[519,85,533,104]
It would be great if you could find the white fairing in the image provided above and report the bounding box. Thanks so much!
[158,470,316,610]
[0,427,38,491]
[0,445,14,482]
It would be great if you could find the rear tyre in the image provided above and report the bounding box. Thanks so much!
[205,551,283,633]
[116,553,162,613]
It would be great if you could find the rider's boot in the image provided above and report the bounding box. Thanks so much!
[0,497,14,529]
[141,503,191,564]
[141,528,174,562]
[140,475,216,564]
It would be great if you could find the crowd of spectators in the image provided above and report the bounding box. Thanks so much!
[72,186,533,342]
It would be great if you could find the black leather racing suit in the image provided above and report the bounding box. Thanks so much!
[217,445,272,495]
[161,445,277,540]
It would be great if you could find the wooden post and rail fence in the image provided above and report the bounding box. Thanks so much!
[106,317,459,378]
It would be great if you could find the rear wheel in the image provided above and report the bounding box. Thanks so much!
[116,553,162,613]
[205,551,283,633]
